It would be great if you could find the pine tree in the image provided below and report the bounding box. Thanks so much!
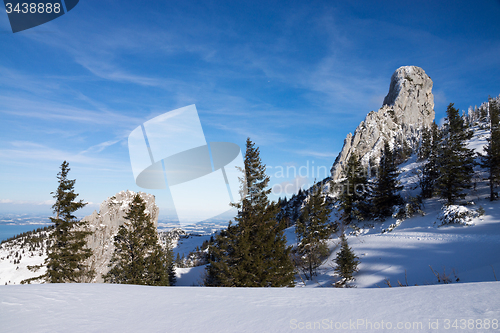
[481,98,500,201]
[420,122,441,198]
[163,237,177,285]
[334,233,359,287]
[419,126,432,160]
[295,183,333,279]
[205,222,238,286]
[103,194,170,286]
[372,141,403,218]
[437,103,475,205]
[394,138,412,165]
[337,154,370,222]
[26,161,95,283]
[206,138,295,287]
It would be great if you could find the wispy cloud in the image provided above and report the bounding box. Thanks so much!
[75,58,163,87]
[0,141,126,170]
[294,149,338,159]
[0,94,143,127]
[0,199,55,205]
[79,140,122,154]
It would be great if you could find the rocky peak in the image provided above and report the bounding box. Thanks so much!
[330,66,435,182]
[382,66,435,125]
[82,190,159,282]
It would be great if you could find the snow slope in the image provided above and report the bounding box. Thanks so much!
[1,282,499,332]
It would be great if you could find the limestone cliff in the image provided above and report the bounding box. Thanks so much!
[330,66,435,181]
[82,190,159,282]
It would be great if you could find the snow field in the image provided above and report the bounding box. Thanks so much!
[1,282,499,332]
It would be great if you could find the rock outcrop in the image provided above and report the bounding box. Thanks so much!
[82,190,159,282]
[330,66,435,181]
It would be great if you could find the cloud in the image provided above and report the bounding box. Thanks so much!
[0,141,127,171]
[294,149,338,159]
[0,66,62,96]
[75,58,163,87]
[0,199,55,205]
[79,140,121,154]
[0,94,142,127]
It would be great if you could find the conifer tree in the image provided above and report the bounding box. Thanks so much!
[295,183,333,279]
[103,194,171,286]
[481,98,500,201]
[205,222,238,286]
[23,162,94,284]
[163,238,177,285]
[419,126,432,160]
[437,103,475,205]
[394,138,412,165]
[338,154,370,222]
[420,122,441,198]
[26,161,95,283]
[334,233,359,287]
[206,138,295,287]
[372,141,402,218]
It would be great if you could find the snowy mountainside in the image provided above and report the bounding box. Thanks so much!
[0,227,51,286]
[302,114,500,288]
[175,112,500,288]
[279,66,437,224]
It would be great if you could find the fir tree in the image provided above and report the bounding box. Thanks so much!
[334,233,359,287]
[372,141,403,218]
[480,106,488,123]
[480,98,500,201]
[205,223,238,286]
[24,161,95,283]
[337,154,370,223]
[437,103,475,205]
[295,183,333,279]
[163,237,177,285]
[419,126,432,160]
[103,194,171,286]
[394,138,412,165]
[420,122,441,198]
[206,138,295,287]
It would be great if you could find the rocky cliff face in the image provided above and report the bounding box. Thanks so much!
[330,66,435,181]
[82,190,159,282]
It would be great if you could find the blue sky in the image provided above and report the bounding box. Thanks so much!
[0,0,499,219]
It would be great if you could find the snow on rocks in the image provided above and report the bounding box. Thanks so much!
[435,205,480,227]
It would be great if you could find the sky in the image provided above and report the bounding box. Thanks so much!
[0,0,499,220]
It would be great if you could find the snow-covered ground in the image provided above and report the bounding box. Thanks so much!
[326,198,500,288]
[1,282,499,332]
